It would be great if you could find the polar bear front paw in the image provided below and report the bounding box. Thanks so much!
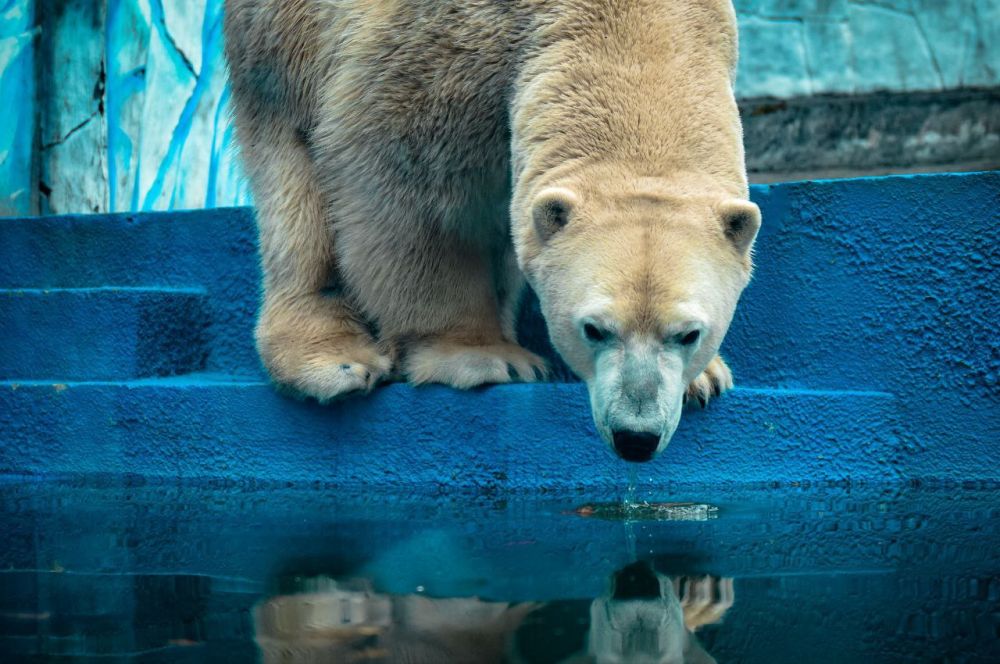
[259,331,392,403]
[289,348,392,403]
[685,355,733,408]
[403,339,548,389]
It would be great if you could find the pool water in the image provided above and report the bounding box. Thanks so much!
[1,478,998,663]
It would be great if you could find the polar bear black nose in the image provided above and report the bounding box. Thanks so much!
[612,430,660,462]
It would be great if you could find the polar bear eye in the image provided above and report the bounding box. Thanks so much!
[583,323,609,344]
[679,330,701,346]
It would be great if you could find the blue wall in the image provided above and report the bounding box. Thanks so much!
[1,172,996,486]
[32,0,250,214]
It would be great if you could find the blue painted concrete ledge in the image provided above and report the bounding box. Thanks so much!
[1,172,998,488]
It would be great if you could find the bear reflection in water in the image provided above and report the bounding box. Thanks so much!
[254,562,732,663]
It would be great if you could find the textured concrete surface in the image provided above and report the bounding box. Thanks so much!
[0,171,997,485]
[0,287,211,380]
[3,0,999,214]
[0,381,902,486]
[0,206,260,376]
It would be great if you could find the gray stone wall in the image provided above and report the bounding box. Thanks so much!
[742,87,1000,181]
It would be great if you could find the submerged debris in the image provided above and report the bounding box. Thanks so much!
[571,502,719,521]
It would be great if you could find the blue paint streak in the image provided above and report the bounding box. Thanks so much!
[106,64,146,212]
[141,0,191,209]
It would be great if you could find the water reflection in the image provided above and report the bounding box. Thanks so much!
[5,482,1000,661]
[254,562,733,663]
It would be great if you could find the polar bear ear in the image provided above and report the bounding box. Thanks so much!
[718,199,761,255]
[532,187,578,242]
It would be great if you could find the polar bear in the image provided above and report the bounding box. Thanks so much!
[224,0,760,462]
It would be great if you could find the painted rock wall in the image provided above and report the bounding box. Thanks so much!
[34,0,250,215]
[4,0,1000,215]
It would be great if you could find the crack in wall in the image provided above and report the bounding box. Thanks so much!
[93,58,106,115]
[161,24,195,76]
[149,0,196,76]
[41,109,100,150]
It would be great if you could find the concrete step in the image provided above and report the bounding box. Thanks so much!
[0,287,213,380]
[0,379,900,487]
[0,208,260,376]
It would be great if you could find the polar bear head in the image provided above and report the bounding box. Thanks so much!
[514,175,759,462]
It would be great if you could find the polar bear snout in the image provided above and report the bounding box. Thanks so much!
[586,339,688,462]
[611,430,661,463]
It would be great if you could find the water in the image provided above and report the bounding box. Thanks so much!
[616,469,721,562]
[1,478,999,663]
[626,466,640,508]
[625,466,639,561]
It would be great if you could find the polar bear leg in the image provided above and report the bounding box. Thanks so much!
[398,247,546,389]
[245,124,391,402]
[336,217,545,389]
[390,243,547,389]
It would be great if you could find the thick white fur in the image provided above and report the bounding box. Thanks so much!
[224,0,759,455]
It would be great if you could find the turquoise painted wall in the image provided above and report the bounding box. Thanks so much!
[3,0,999,215]
[734,0,1000,97]
[0,0,35,216]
